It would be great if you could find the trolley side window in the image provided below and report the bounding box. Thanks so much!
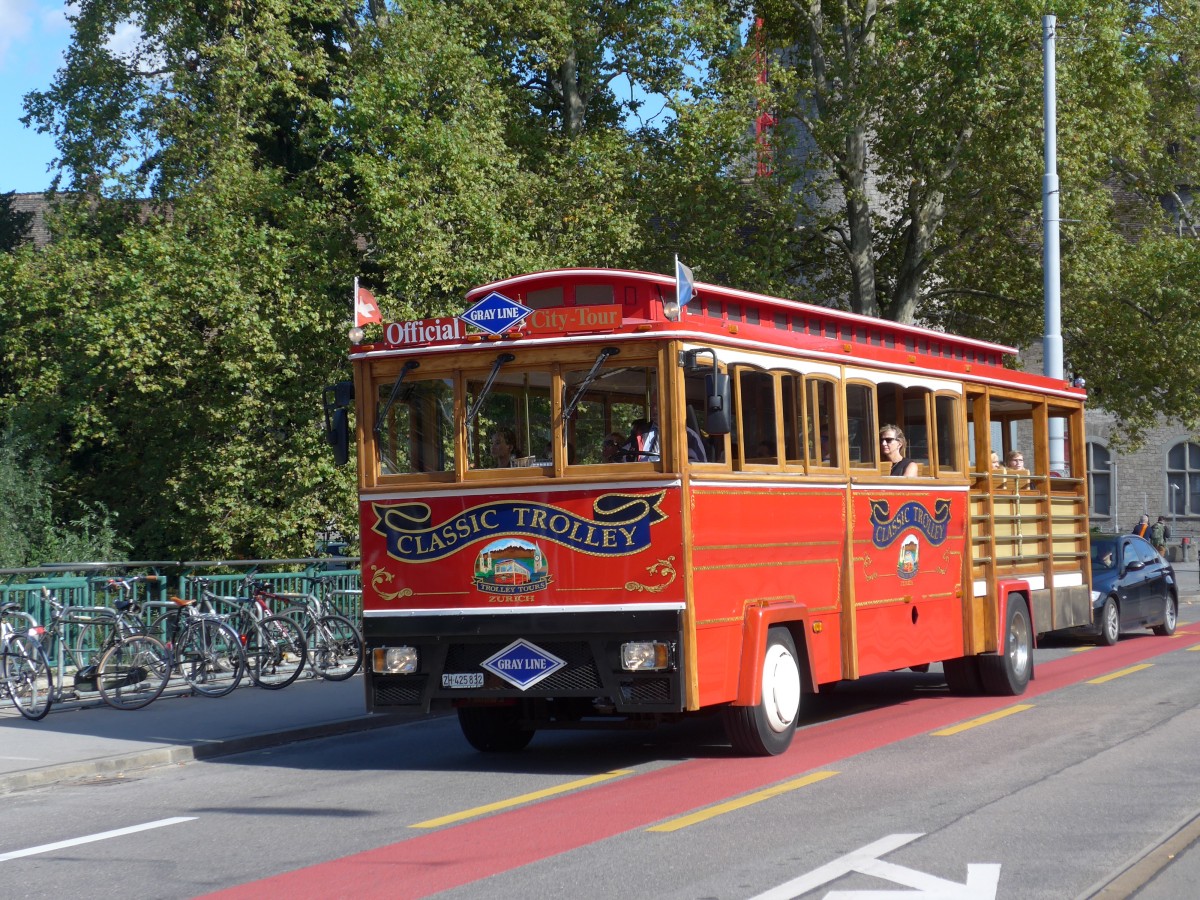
[376,376,456,476]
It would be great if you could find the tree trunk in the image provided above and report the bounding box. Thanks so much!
[560,49,586,138]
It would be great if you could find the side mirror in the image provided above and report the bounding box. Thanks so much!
[705,372,731,436]
[323,380,354,467]
[1123,559,1145,574]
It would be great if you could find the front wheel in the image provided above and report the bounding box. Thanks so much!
[457,705,535,752]
[723,627,802,756]
[244,615,306,689]
[1097,596,1120,646]
[178,618,245,697]
[3,634,54,721]
[1152,595,1178,636]
[305,615,363,681]
[97,635,169,710]
[979,596,1032,695]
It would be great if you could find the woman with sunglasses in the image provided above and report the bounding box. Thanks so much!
[880,425,918,477]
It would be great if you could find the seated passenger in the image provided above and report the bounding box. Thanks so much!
[601,431,625,463]
[489,427,521,468]
[880,425,918,477]
[617,419,706,463]
[1004,450,1026,472]
[619,419,660,462]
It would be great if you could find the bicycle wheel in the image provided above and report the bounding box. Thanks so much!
[72,620,110,669]
[305,614,363,681]
[3,634,54,721]
[97,635,169,710]
[178,618,245,698]
[244,615,306,690]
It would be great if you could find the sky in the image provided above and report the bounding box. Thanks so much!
[1,0,72,194]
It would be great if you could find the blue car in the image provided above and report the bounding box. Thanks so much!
[1087,533,1178,645]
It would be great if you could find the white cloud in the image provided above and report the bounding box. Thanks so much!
[108,20,142,59]
[0,0,36,70]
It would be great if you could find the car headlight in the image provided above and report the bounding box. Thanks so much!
[1090,590,1100,603]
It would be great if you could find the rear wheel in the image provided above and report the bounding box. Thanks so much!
[1097,596,1120,646]
[458,705,535,752]
[97,635,169,710]
[1152,595,1178,636]
[305,615,363,681]
[244,615,306,689]
[723,627,802,756]
[3,634,54,721]
[979,596,1032,695]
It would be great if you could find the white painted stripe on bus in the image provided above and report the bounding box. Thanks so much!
[364,478,681,502]
[689,479,970,492]
[0,818,196,863]
[973,572,1085,596]
[363,602,685,618]
[350,325,1079,400]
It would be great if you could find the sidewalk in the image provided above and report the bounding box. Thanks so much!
[0,674,397,795]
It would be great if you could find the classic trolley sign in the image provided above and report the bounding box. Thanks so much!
[325,267,1092,755]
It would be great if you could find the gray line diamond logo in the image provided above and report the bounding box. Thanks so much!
[480,639,566,690]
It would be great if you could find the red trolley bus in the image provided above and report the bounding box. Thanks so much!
[328,268,1092,755]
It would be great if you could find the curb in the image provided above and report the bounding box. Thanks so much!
[0,713,406,796]
[1078,807,1200,899]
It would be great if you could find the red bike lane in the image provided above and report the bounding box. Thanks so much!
[203,628,1200,899]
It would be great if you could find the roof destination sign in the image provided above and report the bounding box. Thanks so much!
[459,291,532,336]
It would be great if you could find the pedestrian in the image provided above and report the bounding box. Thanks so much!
[1150,516,1167,554]
[1132,514,1150,539]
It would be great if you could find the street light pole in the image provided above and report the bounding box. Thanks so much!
[1043,15,1066,474]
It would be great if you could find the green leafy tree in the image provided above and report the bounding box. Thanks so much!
[0,424,127,567]
[752,0,1200,439]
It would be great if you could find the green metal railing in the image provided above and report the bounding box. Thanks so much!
[0,557,363,631]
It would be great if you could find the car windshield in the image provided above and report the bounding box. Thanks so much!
[1091,540,1117,571]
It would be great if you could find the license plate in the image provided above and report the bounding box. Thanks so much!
[442,673,484,688]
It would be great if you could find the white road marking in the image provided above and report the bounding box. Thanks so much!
[0,817,196,863]
[749,833,1000,900]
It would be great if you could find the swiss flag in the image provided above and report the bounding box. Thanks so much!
[354,279,382,327]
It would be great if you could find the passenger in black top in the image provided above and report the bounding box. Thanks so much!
[880,424,918,477]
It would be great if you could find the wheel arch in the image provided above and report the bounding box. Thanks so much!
[994,583,1038,652]
[733,603,816,707]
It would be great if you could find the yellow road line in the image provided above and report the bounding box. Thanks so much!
[410,769,634,829]
[1069,647,1093,653]
[1187,644,1200,652]
[1088,663,1152,684]
[932,704,1034,736]
[647,771,838,833]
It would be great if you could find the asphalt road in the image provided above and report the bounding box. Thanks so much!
[3,606,1200,899]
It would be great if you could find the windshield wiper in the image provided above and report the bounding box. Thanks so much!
[562,347,619,426]
[466,352,516,430]
[373,359,420,447]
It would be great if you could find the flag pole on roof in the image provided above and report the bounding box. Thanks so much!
[675,255,694,309]
[354,276,382,327]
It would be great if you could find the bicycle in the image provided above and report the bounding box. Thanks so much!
[117,581,249,700]
[250,576,362,681]
[36,585,168,710]
[190,577,307,690]
[1,600,54,720]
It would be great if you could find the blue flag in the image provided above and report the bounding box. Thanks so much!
[675,256,695,308]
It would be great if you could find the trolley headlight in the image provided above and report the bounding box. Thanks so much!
[374,646,419,674]
[620,641,672,671]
